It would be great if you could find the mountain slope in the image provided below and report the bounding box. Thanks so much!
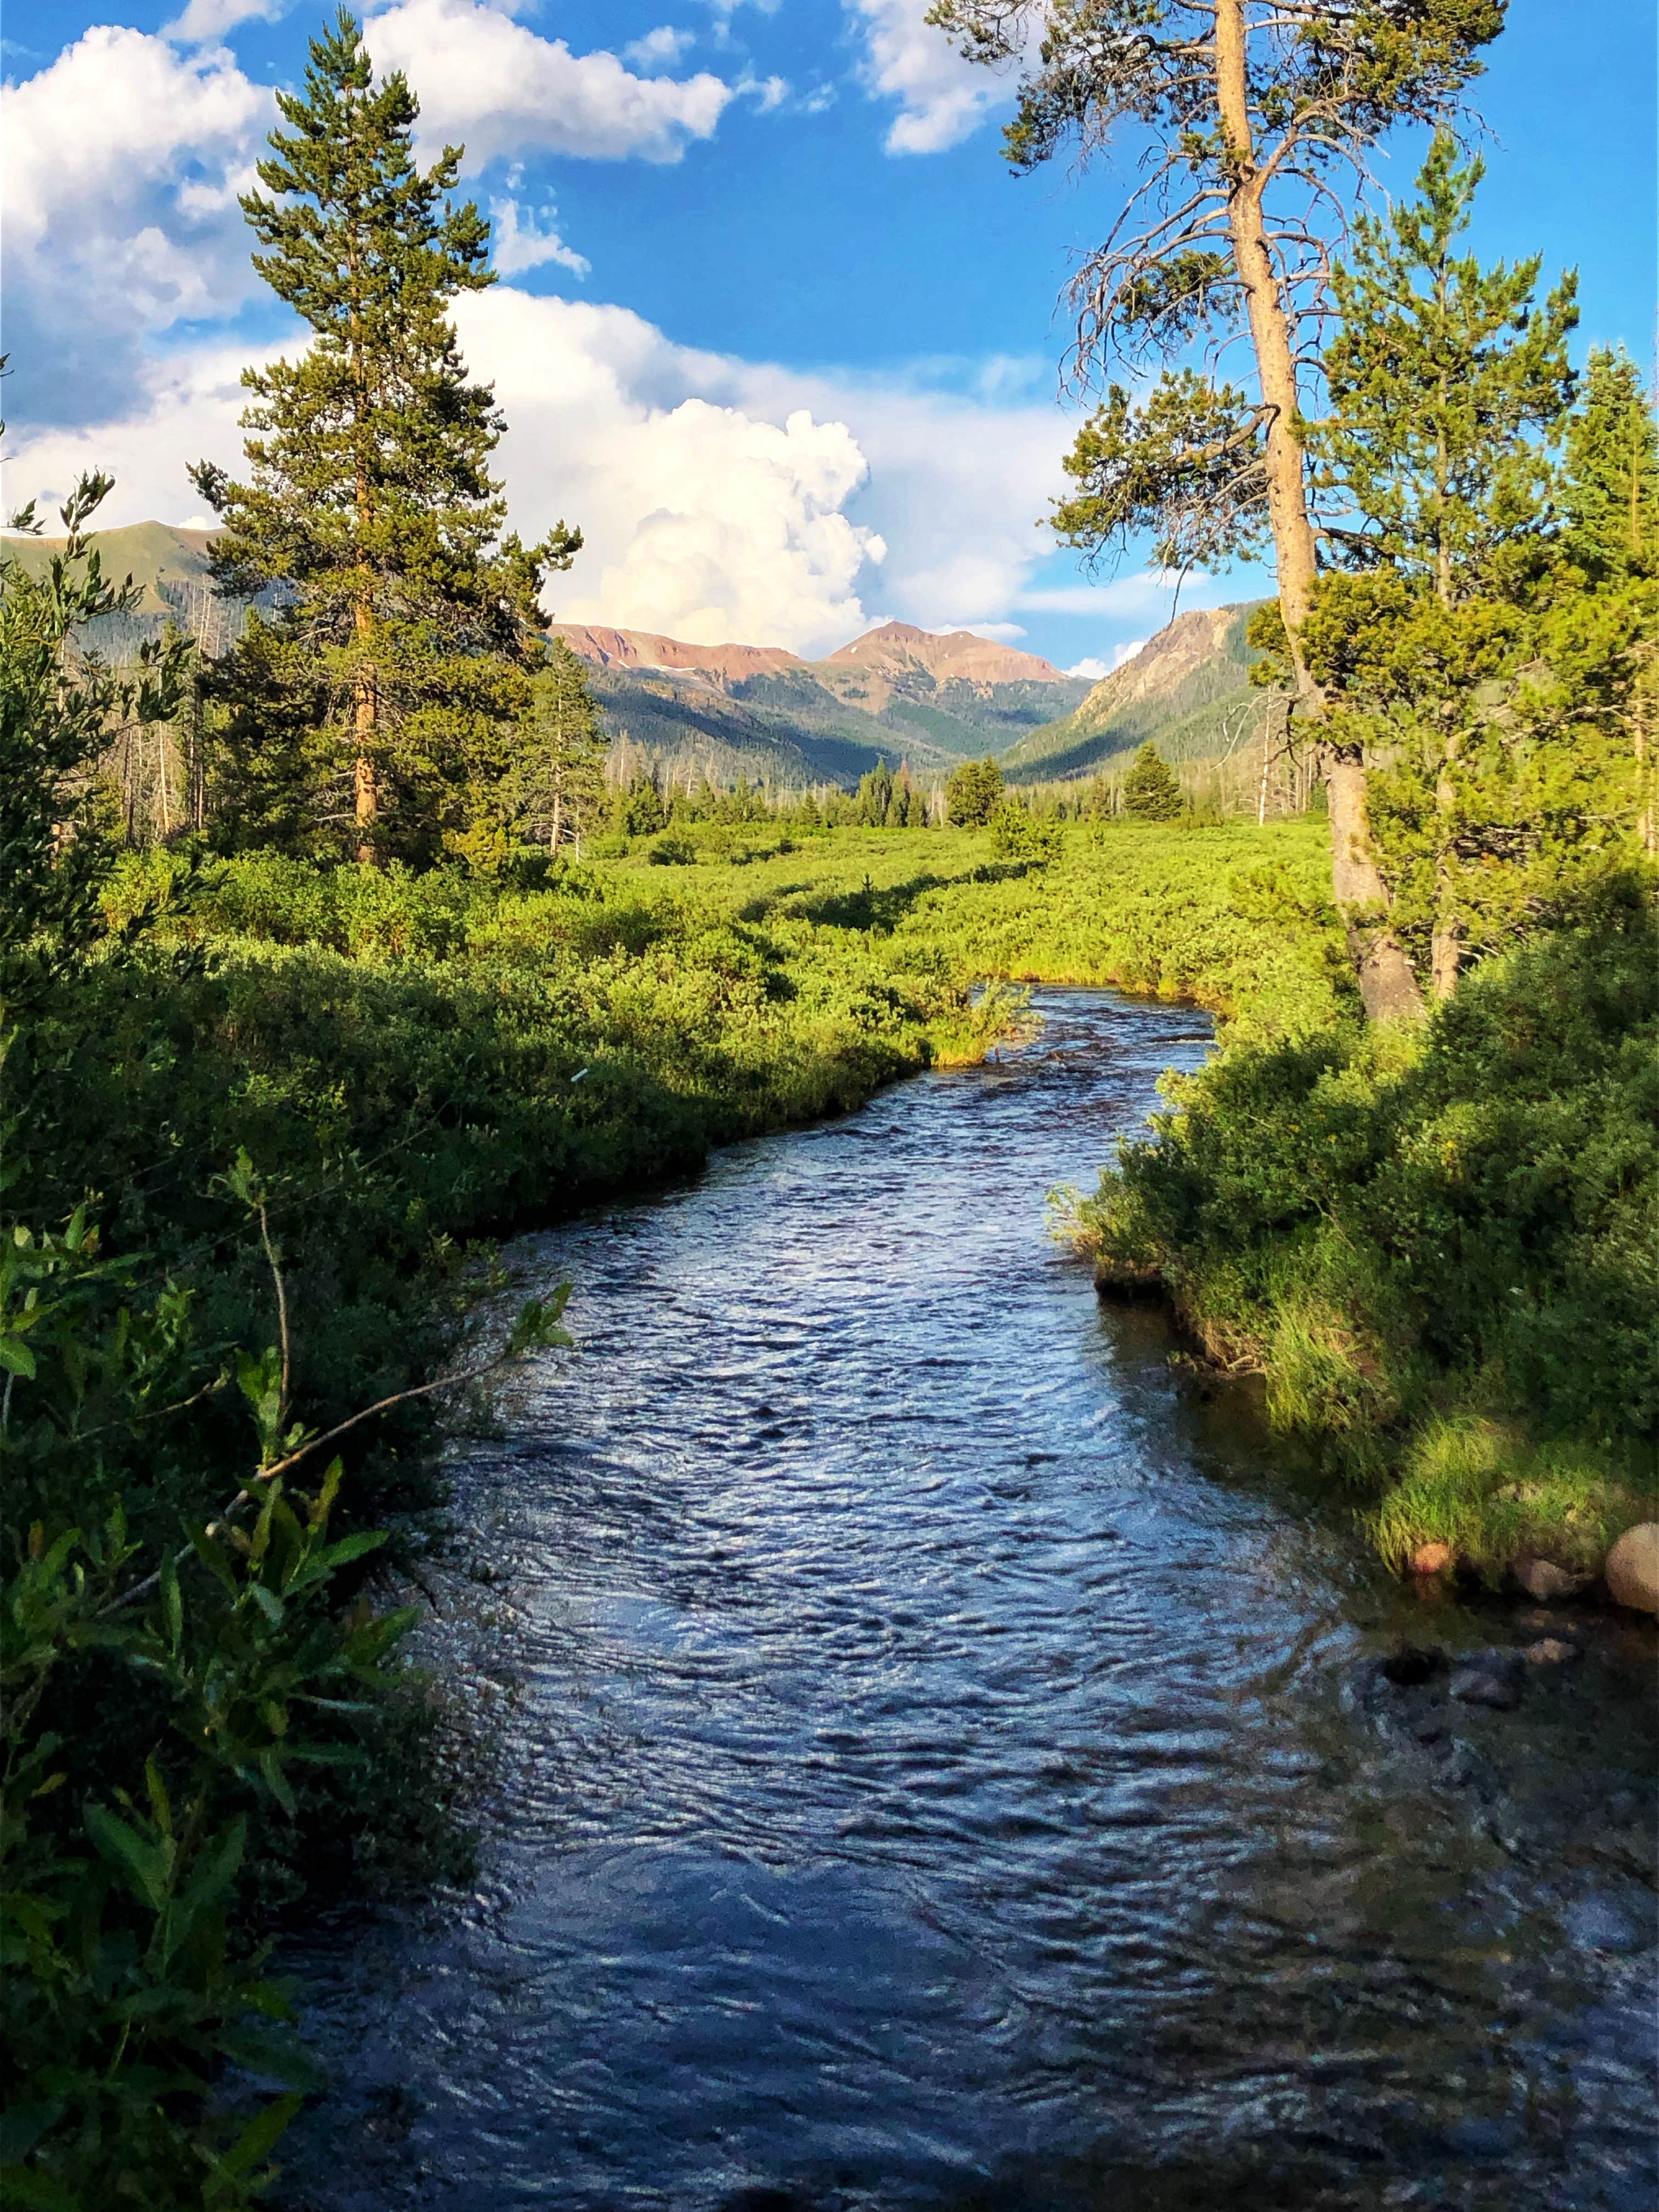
[552,618,1091,787]
[2,520,260,657]
[1,522,1096,790]
[1000,603,1270,782]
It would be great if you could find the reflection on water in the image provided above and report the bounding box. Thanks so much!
[284,992,1656,2212]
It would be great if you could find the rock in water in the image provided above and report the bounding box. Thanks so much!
[1604,1523,1659,1613]
[1520,1638,1581,1666]
[1449,1651,1526,1710]
[1512,1555,1590,1601]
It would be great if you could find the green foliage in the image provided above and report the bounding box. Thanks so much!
[193,8,579,863]
[499,640,608,863]
[1052,372,1270,575]
[1077,912,1659,1562]
[1310,131,1578,603]
[0,475,191,1006]
[1561,346,1659,584]
[1295,138,1652,989]
[986,799,1061,864]
[944,755,1003,826]
[1120,742,1183,822]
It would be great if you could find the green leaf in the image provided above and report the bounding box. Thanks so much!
[83,1803,169,1913]
[207,2092,304,2193]
[0,1334,37,1379]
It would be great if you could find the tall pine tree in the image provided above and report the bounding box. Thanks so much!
[193,9,578,862]
[1292,143,1652,989]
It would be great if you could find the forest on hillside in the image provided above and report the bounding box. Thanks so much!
[2,2,1654,2204]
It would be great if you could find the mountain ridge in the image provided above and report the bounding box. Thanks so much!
[2,522,1266,788]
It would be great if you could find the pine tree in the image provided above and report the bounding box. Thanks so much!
[931,0,1507,1020]
[1295,146,1652,986]
[1121,742,1183,821]
[191,8,578,862]
[1311,132,1578,612]
[507,640,608,858]
[1298,132,1577,992]
[944,757,1003,826]
[1562,347,1659,586]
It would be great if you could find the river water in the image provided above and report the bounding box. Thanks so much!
[286,990,1656,2212]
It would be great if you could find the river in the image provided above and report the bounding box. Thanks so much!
[285,989,1656,2212]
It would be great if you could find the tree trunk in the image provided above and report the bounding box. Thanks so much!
[1214,0,1423,1023]
[353,589,377,865]
[1430,733,1462,999]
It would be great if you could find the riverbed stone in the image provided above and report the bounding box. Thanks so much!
[1604,1522,1659,1613]
[1511,1555,1591,1601]
[1449,1651,1526,1709]
[1520,1638,1581,1666]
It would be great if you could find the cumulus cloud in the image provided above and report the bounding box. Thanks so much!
[488,194,590,278]
[10,285,1088,657]
[361,0,733,166]
[456,291,884,651]
[623,25,698,69]
[1,26,271,424]
[844,0,1020,155]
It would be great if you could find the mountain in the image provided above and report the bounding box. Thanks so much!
[1,520,261,657]
[0,520,1101,789]
[1000,603,1271,783]
[551,617,1091,788]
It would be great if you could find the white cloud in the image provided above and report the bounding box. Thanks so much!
[1015,573,1237,619]
[165,0,292,42]
[361,0,733,166]
[844,0,1020,155]
[736,71,789,112]
[1069,636,1150,679]
[1,26,271,422]
[623,25,697,69]
[488,196,590,278]
[8,284,1184,662]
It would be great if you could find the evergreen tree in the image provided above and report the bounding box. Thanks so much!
[1297,132,1577,990]
[945,756,1003,826]
[1121,742,1183,821]
[1311,132,1578,611]
[507,640,608,859]
[1294,145,1653,988]
[856,758,895,826]
[1561,347,1659,585]
[932,0,1508,1020]
[191,9,579,862]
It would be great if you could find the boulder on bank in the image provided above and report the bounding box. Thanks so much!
[1604,1523,1659,1613]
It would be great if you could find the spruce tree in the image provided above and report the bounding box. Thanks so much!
[1561,347,1659,586]
[1296,144,1652,987]
[192,9,578,862]
[1121,742,1183,822]
[508,640,609,859]
[1311,132,1577,612]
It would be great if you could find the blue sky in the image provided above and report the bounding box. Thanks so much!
[4,0,1653,668]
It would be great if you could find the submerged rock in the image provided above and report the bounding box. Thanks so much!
[1604,1522,1659,1613]
[1449,1650,1526,1711]
[1520,1637,1581,1666]
[1511,1555,1592,1602]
